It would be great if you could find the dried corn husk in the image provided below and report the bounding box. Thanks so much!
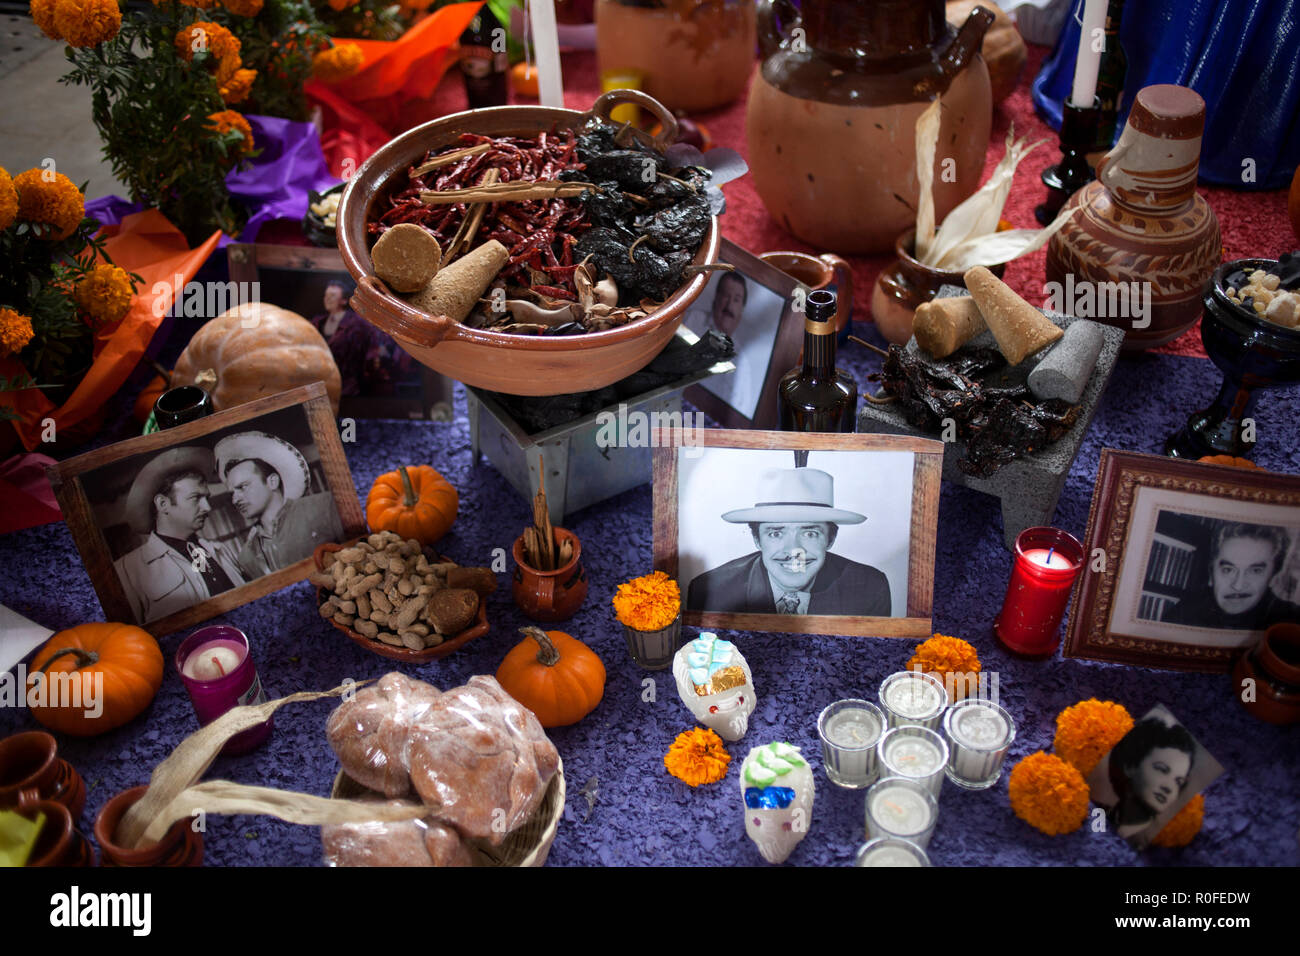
[913,98,943,262]
[934,206,1074,272]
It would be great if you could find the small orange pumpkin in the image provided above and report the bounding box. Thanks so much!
[497,626,606,728]
[1198,455,1261,470]
[26,623,164,736]
[366,465,458,545]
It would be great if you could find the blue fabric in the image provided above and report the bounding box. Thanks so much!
[1032,0,1300,189]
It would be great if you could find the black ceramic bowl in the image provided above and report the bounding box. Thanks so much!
[1202,258,1300,388]
[303,183,345,247]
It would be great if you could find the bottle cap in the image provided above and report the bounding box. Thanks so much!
[805,288,836,335]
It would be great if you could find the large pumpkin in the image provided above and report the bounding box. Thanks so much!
[948,0,1026,105]
[497,627,605,728]
[171,302,342,415]
[366,465,458,545]
[26,623,164,736]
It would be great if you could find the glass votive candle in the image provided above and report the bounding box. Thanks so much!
[622,613,682,670]
[853,836,931,867]
[175,624,271,756]
[942,698,1015,790]
[865,775,939,849]
[994,526,1084,656]
[818,699,885,789]
[878,670,948,730]
[877,726,949,796]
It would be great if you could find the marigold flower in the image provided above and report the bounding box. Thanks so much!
[13,168,84,240]
[906,633,981,699]
[219,67,257,104]
[179,0,217,8]
[1150,793,1203,848]
[0,309,36,358]
[612,571,681,631]
[52,0,121,48]
[30,0,61,40]
[221,0,262,14]
[175,21,240,64]
[206,110,255,158]
[311,43,365,83]
[73,264,134,324]
[665,727,730,787]
[0,167,17,232]
[327,0,351,11]
[1053,698,1134,776]
[1008,751,1089,836]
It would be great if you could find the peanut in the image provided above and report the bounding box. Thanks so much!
[355,619,379,638]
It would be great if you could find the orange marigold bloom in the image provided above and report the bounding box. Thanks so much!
[612,571,681,631]
[219,67,257,104]
[30,0,61,40]
[13,168,84,240]
[327,0,351,10]
[665,727,731,787]
[175,21,240,64]
[1150,793,1204,848]
[0,167,17,232]
[1008,751,1089,836]
[311,43,365,83]
[0,309,36,358]
[906,633,981,699]
[1053,698,1134,776]
[179,0,217,8]
[206,110,255,158]
[52,0,121,48]
[73,264,134,324]
[221,0,262,14]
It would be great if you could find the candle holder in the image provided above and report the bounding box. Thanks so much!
[878,670,948,731]
[1035,100,1101,226]
[153,385,213,430]
[818,699,885,789]
[623,613,683,671]
[854,836,931,867]
[877,726,949,796]
[994,527,1084,657]
[943,698,1015,790]
[175,624,272,756]
[864,775,939,849]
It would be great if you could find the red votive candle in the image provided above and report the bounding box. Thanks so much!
[175,625,272,755]
[994,527,1084,656]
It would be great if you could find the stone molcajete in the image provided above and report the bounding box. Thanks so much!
[673,632,755,741]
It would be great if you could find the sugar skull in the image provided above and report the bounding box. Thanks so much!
[741,742,815,864]
[673,632,756,742]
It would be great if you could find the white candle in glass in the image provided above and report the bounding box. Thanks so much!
[868,784,934,841]
[819,701,884,788]
[880,672,946,728]
[886,736,943,776]
[855,839,928,867]
[944,700,1015,789]
[1070,0,1108,107]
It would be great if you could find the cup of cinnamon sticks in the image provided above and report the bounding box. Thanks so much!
[510,466,587,621]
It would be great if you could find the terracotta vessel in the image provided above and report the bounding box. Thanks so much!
[0,730,86,821]
[1046,85,1221,351]
[95,785,204,867]
[1234,623,1300,725]
[745,0,994,254]
[595,0,757,113]
[512,527,588,622]
[870,229,1005,344]
[759,250,854,337]
[338,90,719,396]
[20,797,94,867]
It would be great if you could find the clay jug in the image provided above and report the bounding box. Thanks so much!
[745,0,994,254]
[1045,85,1221,351]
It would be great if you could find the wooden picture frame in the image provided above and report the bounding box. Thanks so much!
[47,383,366,637]
[1065,449,1300,672]
[227,243,451,420]
[652,428,943,637]
[682,238,805,430]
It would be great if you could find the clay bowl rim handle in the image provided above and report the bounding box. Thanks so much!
[584,89,678,152]
[350,274,460,352]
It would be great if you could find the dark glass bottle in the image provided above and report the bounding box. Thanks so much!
[777,289,858,433]
[459,12,508,110]
[1094,0,1128,150]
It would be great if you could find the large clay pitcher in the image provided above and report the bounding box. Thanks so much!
[746,0,994,254]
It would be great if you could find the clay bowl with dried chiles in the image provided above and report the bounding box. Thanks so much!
[336,89,720,396]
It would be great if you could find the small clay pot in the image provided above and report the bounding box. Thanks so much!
[511,527,588,623]
[94,785,204,867]
[0,730,86,821]
[759,250,855,338]
[1233,623,1300,725]
[869,230,1006,345]
[21,798,94,867]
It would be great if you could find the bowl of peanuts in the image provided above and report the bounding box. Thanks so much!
[312,533,495,662]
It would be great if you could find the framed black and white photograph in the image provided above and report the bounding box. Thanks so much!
[227,244,450,420]
[1086,704,1224,850]
[652,428,943,638]
[1066,450,1300,671]
[47,383,366,637]
[682,239,804,430]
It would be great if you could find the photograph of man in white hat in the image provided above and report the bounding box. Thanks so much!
[112,446,247,625]
[685,466,893,616]
[214,430,344,578]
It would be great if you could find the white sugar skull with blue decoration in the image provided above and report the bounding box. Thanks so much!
[741,742,815,864]
[673,632,755,741]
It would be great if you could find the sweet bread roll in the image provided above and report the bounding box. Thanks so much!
[321,799,476,867]
[325,672,441,798]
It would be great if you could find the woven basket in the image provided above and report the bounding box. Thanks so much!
[329,758,564,867]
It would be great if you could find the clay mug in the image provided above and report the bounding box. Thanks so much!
[759,250,855,341]
[1233,623,1300,725]
[18,794,94,867]
[512,526,588,623]
[94,784,205,867]
[0,730,87,821]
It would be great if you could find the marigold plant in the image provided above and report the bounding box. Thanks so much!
[1008,751,1089,836]
[906,633,981,699]
[1150,793,1204,848]
[311,42,364,82]
[52,0,122,47]
[612,571,681,631]
[0,310,36,359]
[0,167,16,232]
[206,110,256,158]
[1053,698,1134,776]
[13,169,85,241]
[221,0,263,15]
[665,727,731,787]
[73,264,135,324]
[218,66,258,104]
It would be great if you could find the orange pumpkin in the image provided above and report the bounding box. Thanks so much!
[171,303,342,415]
[366,465,458,545]
[510,61,539,98]
[1198,455,1261,470]
[497,626,606,728]
[26,623,164,736]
